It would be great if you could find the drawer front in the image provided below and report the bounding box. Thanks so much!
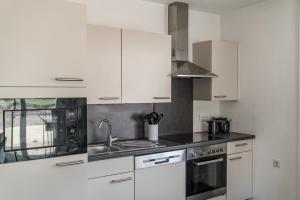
[88,156,134,178]
[88,172,134,200]
[227,139,253,154]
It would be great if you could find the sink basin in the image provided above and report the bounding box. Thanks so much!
[88,140,166,156]
[113,140,165,151]
[88,144,120,155]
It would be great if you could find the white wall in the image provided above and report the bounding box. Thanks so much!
[87,0,166,33]
[87,0,221,132]
[220,0,298,199]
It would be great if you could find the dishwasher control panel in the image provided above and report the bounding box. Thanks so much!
[135,149,186,169]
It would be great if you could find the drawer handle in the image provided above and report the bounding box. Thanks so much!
[229,156,242,161]
[214,95,227,98]
[153,97,171,100]
[56,160,85,167]
[55,78,84,82]
[110,177,133,184]
[99,97,120,100]
[235,143,248,147]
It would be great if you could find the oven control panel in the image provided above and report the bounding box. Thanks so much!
[187,143,227,160]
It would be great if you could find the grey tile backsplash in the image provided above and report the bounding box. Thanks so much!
[87,104,153,144]
[87,79,193,144]
[155,79,193,135]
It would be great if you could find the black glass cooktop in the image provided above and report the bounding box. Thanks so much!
[159,132,226,144]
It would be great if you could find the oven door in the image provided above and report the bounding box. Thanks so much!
[186,154,227,200]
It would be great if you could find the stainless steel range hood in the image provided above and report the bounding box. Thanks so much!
[168,2,217,78]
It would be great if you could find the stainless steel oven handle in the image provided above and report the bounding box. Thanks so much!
[194,158,224,166]
[56,160,85,167]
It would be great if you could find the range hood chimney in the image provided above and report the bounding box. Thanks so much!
[168,2,217,78]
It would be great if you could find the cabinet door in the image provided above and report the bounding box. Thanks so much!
[207,195,227,200]
[227,151,253,200]
[88,172,134,200]
[212,41,238,100]
[135,162,185,200]
[0,0,86,87]
[122,30,171,103]
[87,25,122,104]
[0,154,87,200]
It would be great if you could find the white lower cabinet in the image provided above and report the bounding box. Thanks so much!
[135,160,185,200]
[88,156,134,200]
[0,154,87,200]
[88,172,134,200]
[227,141,253,200]
[207,195,227,200]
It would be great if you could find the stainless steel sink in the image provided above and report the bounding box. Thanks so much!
[113,140,165,151]
[88,144,120,155]
[88,140,166,156]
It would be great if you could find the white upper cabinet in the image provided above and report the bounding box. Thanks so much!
[0,0,86,88]
[193,41,239,101]
[87,25,122,104]
[122,29,171,103]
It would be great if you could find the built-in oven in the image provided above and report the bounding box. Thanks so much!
[186,143,227,200]
[0,98,87,164]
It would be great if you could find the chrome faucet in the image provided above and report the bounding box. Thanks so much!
[98,119,118,147]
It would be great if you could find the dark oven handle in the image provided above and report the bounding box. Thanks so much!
[193,158,224,167]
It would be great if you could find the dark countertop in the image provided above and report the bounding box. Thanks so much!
[88,132,255,162]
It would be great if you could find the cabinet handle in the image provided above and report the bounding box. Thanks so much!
[99,97,120,100]
[56,160,85,167]
[153,97,171,100]
[214,95,227,98]
[235,143,248,147]
[229,156,243,161]
[55,78,84,82]
[110,177,133,184]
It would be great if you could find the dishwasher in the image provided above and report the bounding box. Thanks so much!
[135,149,186,200]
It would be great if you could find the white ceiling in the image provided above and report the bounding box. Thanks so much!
[144,0,268,14]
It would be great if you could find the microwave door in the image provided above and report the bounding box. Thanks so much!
[0,98,87,164]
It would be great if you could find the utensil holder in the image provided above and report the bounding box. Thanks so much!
[148,124,158,141]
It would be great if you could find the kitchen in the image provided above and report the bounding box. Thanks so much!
[0,0,298,200]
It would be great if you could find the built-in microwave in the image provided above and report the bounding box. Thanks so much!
[0,98,87,164]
